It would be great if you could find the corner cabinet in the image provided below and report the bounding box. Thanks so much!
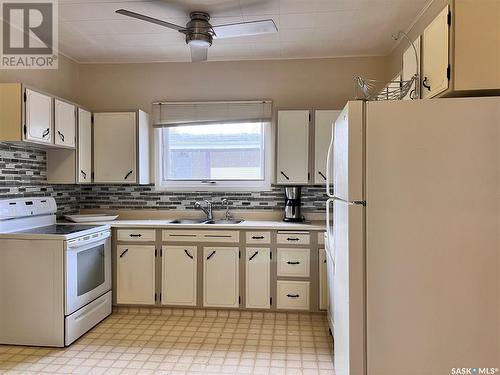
[93,110,150,184]
[203,247,239,308]
[314,110,341,184]
[276,110,310,185]
[116,245,156,305]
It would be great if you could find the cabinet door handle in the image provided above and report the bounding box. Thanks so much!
[280,171,290,180]
[318,171,327,180]
[129,234,142,238]
[422,76,431,91]
[42,128,50,138]
[249,251,259,261]
[124,170,133,180]
[80,170,87,179]
[287,261,300,265]
[286,294,299,298]
[184,249,194,259]
[206,250,216,260]
[287,237,300,241]
[57,130,65,142]
[119,249,129,258]
[251,236,264,240]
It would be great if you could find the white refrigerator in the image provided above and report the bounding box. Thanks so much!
[325,98,499,375]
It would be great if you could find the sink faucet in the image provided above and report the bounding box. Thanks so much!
[222,198,233,220]
[195,200,213,221]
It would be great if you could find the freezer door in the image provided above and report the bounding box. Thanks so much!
[333,101,364,202]
[366,97,500,374]
[332,199,365,375]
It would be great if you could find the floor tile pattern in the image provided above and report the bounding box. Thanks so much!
[0,311,334,375]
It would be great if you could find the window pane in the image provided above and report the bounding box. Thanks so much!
[162,122,265,181]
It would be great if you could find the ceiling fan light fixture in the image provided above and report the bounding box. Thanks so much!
[186,34,212,48]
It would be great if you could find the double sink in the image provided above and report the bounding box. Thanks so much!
[170,219,244,225]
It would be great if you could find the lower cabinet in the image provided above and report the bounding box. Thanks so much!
[276,280,310,310]
[116,245,156,305]
[319,248,328,310]
[203,247,239,308]
[245,248,271,309]
[161,246,197,306]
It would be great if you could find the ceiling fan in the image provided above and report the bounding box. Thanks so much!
[115,8,278,62]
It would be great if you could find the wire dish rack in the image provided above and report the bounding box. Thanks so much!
[355,31,420,101]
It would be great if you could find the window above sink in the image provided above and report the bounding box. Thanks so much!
[153,101,273,192]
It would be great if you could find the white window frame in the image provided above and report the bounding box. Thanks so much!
[154,121,274,192]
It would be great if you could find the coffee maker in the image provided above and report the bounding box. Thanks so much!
[283,186,304,222]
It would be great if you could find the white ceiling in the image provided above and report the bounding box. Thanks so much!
[58,0,429,63]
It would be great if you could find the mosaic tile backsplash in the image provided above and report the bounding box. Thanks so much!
[0,142,328,217]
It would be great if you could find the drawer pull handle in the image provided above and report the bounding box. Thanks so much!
[57,130,65,142]
[80,170,87,179]
[286,294,300,298]
[206,250,216,260]
[249,251,259,261]
[318,171,327,180]
[124,170,133,179]
[129,234,142,238]
[287,261,300,265]
[42,128,50,138]
[184,249,194,259]
[287,237,300,241]
[251,236,264,240]
[119,249,129,258]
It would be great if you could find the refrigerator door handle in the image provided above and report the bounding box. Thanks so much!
[326,122,335,198]
[326,197,334,237]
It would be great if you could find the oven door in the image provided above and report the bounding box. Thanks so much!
[65,231,111,315]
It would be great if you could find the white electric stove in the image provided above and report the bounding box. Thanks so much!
[0,197,112,347]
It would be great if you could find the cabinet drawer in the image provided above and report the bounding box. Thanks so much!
[277,248,310,277]
[117,229,155,242]
[276,281,310,310]
[277,231,310,245]
[163,230,239,243]
[200,231,239,243]
[163,230,200,242]
[245,231,271,244]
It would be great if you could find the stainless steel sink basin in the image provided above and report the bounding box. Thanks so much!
[170,219,206,224]
[204,219,244,225]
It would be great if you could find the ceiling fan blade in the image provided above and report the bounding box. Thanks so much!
[116,9,186,32]
[213,19,277,39]
[190,45,208,62]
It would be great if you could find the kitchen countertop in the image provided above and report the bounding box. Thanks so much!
[58,219,326,231]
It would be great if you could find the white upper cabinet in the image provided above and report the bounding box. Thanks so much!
[245,248,271,309]
[314,110,341,184]
[162,246,197,306]
[54,99,76,148]
[203,247,239,308]
[77,108,92,184]
[93,111,150,184]
[402,36,421,100]
[24,88,53,145]
[421,6,450,99]
[276,110,310,185]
